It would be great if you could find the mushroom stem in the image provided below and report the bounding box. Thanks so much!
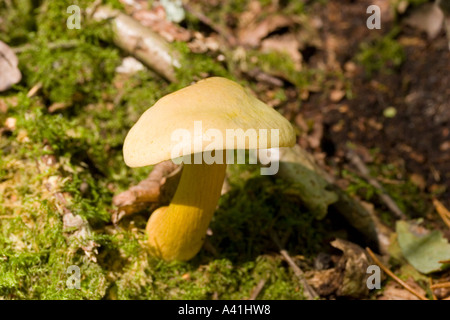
[145,160,227,261]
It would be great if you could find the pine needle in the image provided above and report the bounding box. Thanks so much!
[433,198,450,229]
[430,282,450,289]
[366,247,429,300]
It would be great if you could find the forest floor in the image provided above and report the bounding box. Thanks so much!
[0,0,449,300]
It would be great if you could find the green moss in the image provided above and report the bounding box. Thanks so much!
[210,166,330,262]
[0,0,37,44]
[356,28,405,76]
[171,41,232,89]
[343,158,430,227]
[0,0,349,300]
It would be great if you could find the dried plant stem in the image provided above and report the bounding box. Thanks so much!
[433,198,450,229]
[429,278,438,300]
[183,3,237,46]
[347,150,407,220]
[279,249,319,300]
[430,282,450,289]
[249,278,267,300]
[13,40,80,54]
[366,247,428,300]
[270,232,318,300]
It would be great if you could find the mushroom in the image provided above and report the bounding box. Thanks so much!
[123,77,295,261]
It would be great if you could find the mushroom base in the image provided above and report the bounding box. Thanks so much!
[145,161,227,261]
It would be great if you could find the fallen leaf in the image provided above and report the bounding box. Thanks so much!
[403,3,444,40]
[329,89,345,102]
[397,220,450,274]
[378,280,423,300]
[132,5,190,42]
[0,40,22,91]
[306,268,342,296]
[331,239,371,298]
[238,15,294,48]
[261,33,302,71]
[278,145,338,219]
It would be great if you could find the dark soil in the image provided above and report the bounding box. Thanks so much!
[303,1,450,208]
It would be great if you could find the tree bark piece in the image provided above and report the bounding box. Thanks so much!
[91,6,181,82]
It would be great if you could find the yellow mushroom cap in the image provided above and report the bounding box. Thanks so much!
[123,77,296,167]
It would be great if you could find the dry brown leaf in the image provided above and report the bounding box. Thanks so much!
[331,239,372,298]
[0,40,22,91]
[261,33,302,71]
[119,0,148,12]
[132,5,190,42]
[378,281,423,300]
[404,2,444,40]
[329,89,345,103]
[239,0,263,28]
[377,276,427,301]
[238,15,294,48]
[306,268,342,296]
[112,160,181,224]
[188,32,221,54]
[306,239,374,298]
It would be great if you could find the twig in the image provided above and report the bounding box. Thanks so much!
[347,150,407,220]
[279,249,319,300]
[90,6,181,82]
[13,40,81,54]
[366,247,428,300]
[271,232,318,300]
[429,278,438,300]
[249,278,267,300]
[183,3,238,47]
[433,198,450,229]
[430,282,450,289]
[26,82,42,98]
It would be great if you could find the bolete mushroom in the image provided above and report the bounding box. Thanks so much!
[123,77,295,261]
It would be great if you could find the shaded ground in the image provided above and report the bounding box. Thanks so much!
[301,1,450,210]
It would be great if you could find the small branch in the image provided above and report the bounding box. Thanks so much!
[26,82,42,98]
[429,278,438,300]
[13,40,80,54]
[112,161,181,224]
[249,278,267,300]
[430,282,450,289]
[366,247,428,300]
[347,150,407,220]
[433,198,450,229]
[90,6,181,82]
[183,3,238,47]
[279,249,319,300]
[271,232,318,300]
